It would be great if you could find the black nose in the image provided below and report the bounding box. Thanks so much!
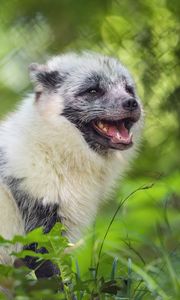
[122,98,138,111]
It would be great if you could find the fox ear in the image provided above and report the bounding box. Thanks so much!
[29,63,63,90]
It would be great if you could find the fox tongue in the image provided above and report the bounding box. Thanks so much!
[107,122,130,144]
[118,122,130,139]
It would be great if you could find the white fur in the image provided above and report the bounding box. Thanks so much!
[0,52,143,265]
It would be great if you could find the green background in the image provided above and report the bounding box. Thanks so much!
[0,0,179,299]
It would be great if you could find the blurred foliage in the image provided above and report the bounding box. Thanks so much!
[0,0,180,299]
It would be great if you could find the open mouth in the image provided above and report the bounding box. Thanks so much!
[92,117,136,147]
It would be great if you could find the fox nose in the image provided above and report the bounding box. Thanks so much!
[122,98,138,111]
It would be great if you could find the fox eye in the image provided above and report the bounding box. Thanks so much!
[86,85,104,96]
[88,88,100,94]
[76,83,104,97]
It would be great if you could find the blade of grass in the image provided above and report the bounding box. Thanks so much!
[111,257,118,280]
[127,258,132,298]
[95,183,154,279]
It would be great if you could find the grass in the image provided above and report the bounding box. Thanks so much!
[0,174,180,299]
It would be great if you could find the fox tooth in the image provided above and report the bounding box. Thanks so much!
[98,121,104,129]
[103,127,108,132]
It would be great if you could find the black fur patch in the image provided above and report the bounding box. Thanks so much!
[4,177,61,278]
[37,71,63,89]
[62,107,108,154]
[23,243,60,278]
[5,176,60,233]
[7,176,61,278]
